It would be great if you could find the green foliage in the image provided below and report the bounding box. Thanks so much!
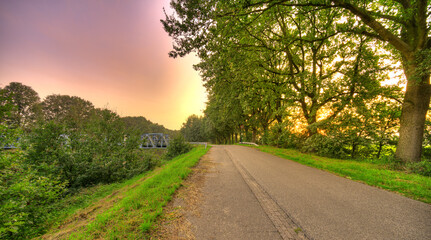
[0,89,14,123]
[0,126,66,239]
[301,134,349,157]
[122,116,176,136]
[423,112,431,150]
[180,115,209,142]
[41,94,94,129]
[164,0,431,162]
[25,121,70,178]
[299,95,401,160]
[260,122,298,148]
[165,135,192,159]
[61,146,210,239]
[0,85,171,239]
[407,160,431,177]
[25,111,159,189]
[1,82,40,128]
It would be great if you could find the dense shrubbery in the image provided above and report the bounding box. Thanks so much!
[0,118,163,239]
[0,83,181,239]
[25,113,160,189]
[0,126,66,239]
[260,122,298,149]
[408,160,431,177]
[165,135,192,159]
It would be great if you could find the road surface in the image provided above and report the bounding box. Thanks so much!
[187,145,431,240]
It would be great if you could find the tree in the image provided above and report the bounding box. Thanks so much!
[1,82,40,128]
[174,2,390,143]
[122,116,174,135]
[41,94,94,129]
[163,0,430,162]
[0,102,65,239]
[0,89,14,123]
[181,115,209,141]
[326,0,430,163]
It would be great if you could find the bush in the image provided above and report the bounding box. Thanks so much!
[263,122,299,148]
[25,112,159,189]
[301,134,350,158]
[165,135,192,159]
[1,109,165,239]
[0,127,66,239]
[423,146,431,160]
[407,160,431,177]
[25,121,71,180]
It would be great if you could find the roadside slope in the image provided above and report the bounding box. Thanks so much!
[39,146,210,240]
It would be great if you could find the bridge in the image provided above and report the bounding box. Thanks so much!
[140,133,170,149]
[3,134,206,150]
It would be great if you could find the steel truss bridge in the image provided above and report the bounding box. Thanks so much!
[140,133,170,149]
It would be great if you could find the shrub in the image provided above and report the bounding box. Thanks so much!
[407,160,431,177]
[263,122,299,148]
[25,113,159,189]
[0,127,66,239]
[301,134,349,158]
[25,121,71,180]
[165,135,192,159]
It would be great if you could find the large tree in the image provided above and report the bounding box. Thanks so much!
[180,114,209,141]
[1,82,40,127]
[163,0,430,162]
[41,94,94,129]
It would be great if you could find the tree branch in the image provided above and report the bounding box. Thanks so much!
[331,0,414,59]
[366,11,407,25]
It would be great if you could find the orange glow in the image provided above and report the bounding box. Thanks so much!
[0,0,207,130]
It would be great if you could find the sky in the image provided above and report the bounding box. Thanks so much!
[0,0,206,130]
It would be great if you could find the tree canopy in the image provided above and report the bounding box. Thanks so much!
[163,0,430,162]
[1,82,40,128]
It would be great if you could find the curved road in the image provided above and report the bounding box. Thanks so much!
[188,145,431,240]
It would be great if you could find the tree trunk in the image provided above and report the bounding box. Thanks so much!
[376,141,383,159]
[351,142,357,159]
[305,114,318,137]
[395,65,431,162]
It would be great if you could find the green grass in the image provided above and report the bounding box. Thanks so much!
[42,171,155,232]
[256,145,431,204]
[40,149,168,234]
[45,146,210,239]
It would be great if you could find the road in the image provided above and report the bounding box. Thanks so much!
[187,145,431,240]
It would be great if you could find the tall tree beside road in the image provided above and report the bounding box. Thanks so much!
[180,115,209,142]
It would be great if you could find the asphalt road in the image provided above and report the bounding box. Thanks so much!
[188,145,431,240]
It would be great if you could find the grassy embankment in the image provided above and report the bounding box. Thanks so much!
[39,146,210,239]
[255,145,431,204]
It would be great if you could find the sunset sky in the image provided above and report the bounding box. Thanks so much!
[0,0,206,130]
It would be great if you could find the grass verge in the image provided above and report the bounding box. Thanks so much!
[256,145,431,204]
[39,146,210,239]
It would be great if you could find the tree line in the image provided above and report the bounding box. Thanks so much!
[165,0,430,163]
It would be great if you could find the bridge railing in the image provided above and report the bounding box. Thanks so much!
[188,142,208,149]
[239,142,259,146]
[140,133,170,149]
